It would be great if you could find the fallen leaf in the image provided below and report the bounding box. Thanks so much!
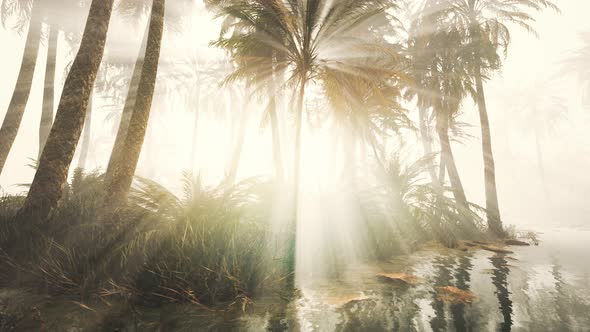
[377,273,422,286]
[436,286,477,304]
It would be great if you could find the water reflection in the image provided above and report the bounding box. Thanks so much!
[451,253,473,332]
[12,229,590,331]
[490,253,513,332]
[430,255,455,332]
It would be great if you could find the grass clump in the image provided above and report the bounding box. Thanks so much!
[0,170,287,307]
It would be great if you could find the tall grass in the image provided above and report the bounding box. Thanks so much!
[359,155,486,259]
[0,158,487,306]
[0,170,285,306]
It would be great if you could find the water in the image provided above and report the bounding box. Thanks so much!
[2,227,589,331]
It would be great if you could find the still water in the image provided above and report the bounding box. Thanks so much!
[155,227,590,331]
[4,227,590,331]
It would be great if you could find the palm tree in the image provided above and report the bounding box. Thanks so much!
[77,91,94,169]
[103,23,149,187]
[0,0,85,165]
[103,0,166,206]
[0,0,44,174]
[40,0,93,159]
[439,0,559,236]
[214,0,394,205]
[561,31,590,107]
[214,0,396,282]
[207,2,287,183]
[17,0,116,222]
[408,3,473,209]
[39,17,58,159]
[509,78,567,192]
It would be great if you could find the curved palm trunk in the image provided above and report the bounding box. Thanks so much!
[104,24,150,185]
[225,106,249,185]
[0,2,44,174]
[77,92,93,170]
[39,25,59,160]
[474,65,503,236]
[436,108,468,208]
[103,0,165,206]
[17,0,116,222]
[419,106,439,185]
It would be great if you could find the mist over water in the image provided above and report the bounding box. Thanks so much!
[0,0,589,330]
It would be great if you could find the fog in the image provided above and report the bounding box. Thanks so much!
[0,0,589,232]
[1,1,590,329]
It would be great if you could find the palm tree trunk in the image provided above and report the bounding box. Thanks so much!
[269,90,284,184]
[436,108,468,208]
[39,24,59,160]
[0,2,44,174]
[419,106,439,185]
[77,92,93,170]
[287,74,306,285]
[225,106,249,185]
[474,64,503,236]
[17,0,116,222]
[104,24,150,185]
[103,0,165,206]
[189,87,201,172]
[293,75,306,213]
[534,130,551,202]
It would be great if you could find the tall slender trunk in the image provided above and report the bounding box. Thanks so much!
[436,107,468,208]
[77,92,93,170]
[534,131,545,185]
[419,106,439,185]
[39,24,59,160]
[17,0,116,222]
[189,86,200,172]
[287,74,306,284]
[439,159,446,186]
[293,76,306,213]
[474,63,503,236]
[103,0,165,206]
[104,24,150,185]
[534,130,550,202]
[269,87,283,184]
[0,2,44,174]
[225,105,249,185]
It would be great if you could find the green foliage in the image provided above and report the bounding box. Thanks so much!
[0,171,285,306]
[359,154,485,258]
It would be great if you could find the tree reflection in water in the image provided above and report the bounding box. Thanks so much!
[490,253,513,332]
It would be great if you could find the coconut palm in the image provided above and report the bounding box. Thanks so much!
[509,78,568,190]
[433,32,472,209]
[39,0,91,159]
[214,0,396,206]
[0,0,44,174]
[103,0,166,206]
[207,2,287,184]
[0,0,88,166]
[17,0,116,222]
[437,0,559,235]
[408,2,475,209]
[561,31,590,107]
[103,0,195,199]
[212,0,398,283]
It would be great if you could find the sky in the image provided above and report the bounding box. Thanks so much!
[0,0,589,229]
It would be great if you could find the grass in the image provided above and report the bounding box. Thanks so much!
[0,159,488,312]
[0,170,287,307]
